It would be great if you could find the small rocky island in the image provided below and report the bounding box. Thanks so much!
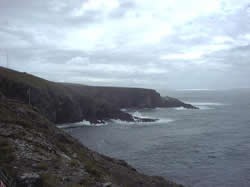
[0,67,195,186]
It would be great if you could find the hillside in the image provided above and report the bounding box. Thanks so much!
[0,95,183,187]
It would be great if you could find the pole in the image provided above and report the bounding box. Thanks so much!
[6,52,8,68]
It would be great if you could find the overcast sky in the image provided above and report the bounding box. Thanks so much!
[0,0,250,90]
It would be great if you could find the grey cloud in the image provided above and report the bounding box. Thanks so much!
[0,0,103,28]
[0,0,250,90]
[109,1,136,18]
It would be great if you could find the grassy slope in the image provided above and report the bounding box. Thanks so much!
[0,97,183,187]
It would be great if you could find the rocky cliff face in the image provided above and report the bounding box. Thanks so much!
[0,67,134,124]
[0,67,196,124]
[0,97,183,187]
[68,85,163,108]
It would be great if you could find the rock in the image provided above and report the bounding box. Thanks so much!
[17,173,42,187]
[20,173,40,180]
[134,117,159,122]
[60,153,72,161]
[103,182,112,187]
[163,96,198,109]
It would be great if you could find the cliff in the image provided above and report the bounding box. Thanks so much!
[0,96,183,187]
[0,67,196,124]
[0,67,133,124]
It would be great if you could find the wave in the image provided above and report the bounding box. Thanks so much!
[57,120,108,129]
[188,102,227,106]
[132,111,175,124]
[196,106,213,110]
[111,117,174,126]
[174,106,213,110]
[177,101,228,110]
[58,110,174,129]
[157,118,175,123]
[174,106,187,110]
[131,111,151,119]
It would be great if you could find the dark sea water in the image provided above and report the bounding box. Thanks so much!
[66,89,250,187]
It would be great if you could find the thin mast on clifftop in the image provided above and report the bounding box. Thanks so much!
[6,51,9,68]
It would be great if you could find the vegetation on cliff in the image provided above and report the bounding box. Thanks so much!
[0,96,183,187]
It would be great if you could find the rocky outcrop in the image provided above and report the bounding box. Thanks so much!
[0,97,183,187]
[0,67,196,124]
[162,96,197,109]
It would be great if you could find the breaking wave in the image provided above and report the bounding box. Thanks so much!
[111,110,175,126]
[182,102,228,110]
[188,102,227,106]
[131,111,151,119]
[111,118,174,126]
[57,120,108,129]
[174,106,187,110]
[58,110,175,129]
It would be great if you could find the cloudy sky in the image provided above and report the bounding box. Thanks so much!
[0,0,250,90]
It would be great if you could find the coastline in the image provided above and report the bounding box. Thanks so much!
[0,67,194,186]
[0,96,183,187]
[0,67,197,125]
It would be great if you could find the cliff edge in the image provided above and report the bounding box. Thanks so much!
[0,67,197,124]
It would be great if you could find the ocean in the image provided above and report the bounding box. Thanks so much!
[65,89,250,187]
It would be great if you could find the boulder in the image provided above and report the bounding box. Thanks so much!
[17,173,42,187]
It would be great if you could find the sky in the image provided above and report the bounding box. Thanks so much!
[0,0,250,90]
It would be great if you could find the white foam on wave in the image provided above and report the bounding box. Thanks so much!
[131,111,151,119]
[157,118,175,123]
[58,110,175,129]
[174,106,187,110]
[57,120,108,129]
[111,117,175,126]
[197,106,213,110]
[188,102,226,106]
[179,101,228,110]
[132,111,175,124]
[174,105,213,110]
[110,119,135,125]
